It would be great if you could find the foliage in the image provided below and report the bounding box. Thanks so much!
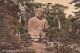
[0,0,80,52]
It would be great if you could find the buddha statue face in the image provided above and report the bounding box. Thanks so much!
[35,8,44,19]
[36,11,44,19]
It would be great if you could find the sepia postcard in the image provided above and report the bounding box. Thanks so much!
[0,0,80,53]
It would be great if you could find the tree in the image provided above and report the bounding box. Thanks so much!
[12,0,36,25]
[43,3,52,17]
[70,0,80,9]
[47,4,68,29]
[70,0,80,34]
[70,0,80,18]
[68,14,74,19]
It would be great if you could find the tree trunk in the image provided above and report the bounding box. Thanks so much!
[56,15,61,29]
[69,23,72,32]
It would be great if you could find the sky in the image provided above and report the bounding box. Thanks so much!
[34,0,78,18]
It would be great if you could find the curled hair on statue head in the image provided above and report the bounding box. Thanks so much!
[35,8,44,14]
